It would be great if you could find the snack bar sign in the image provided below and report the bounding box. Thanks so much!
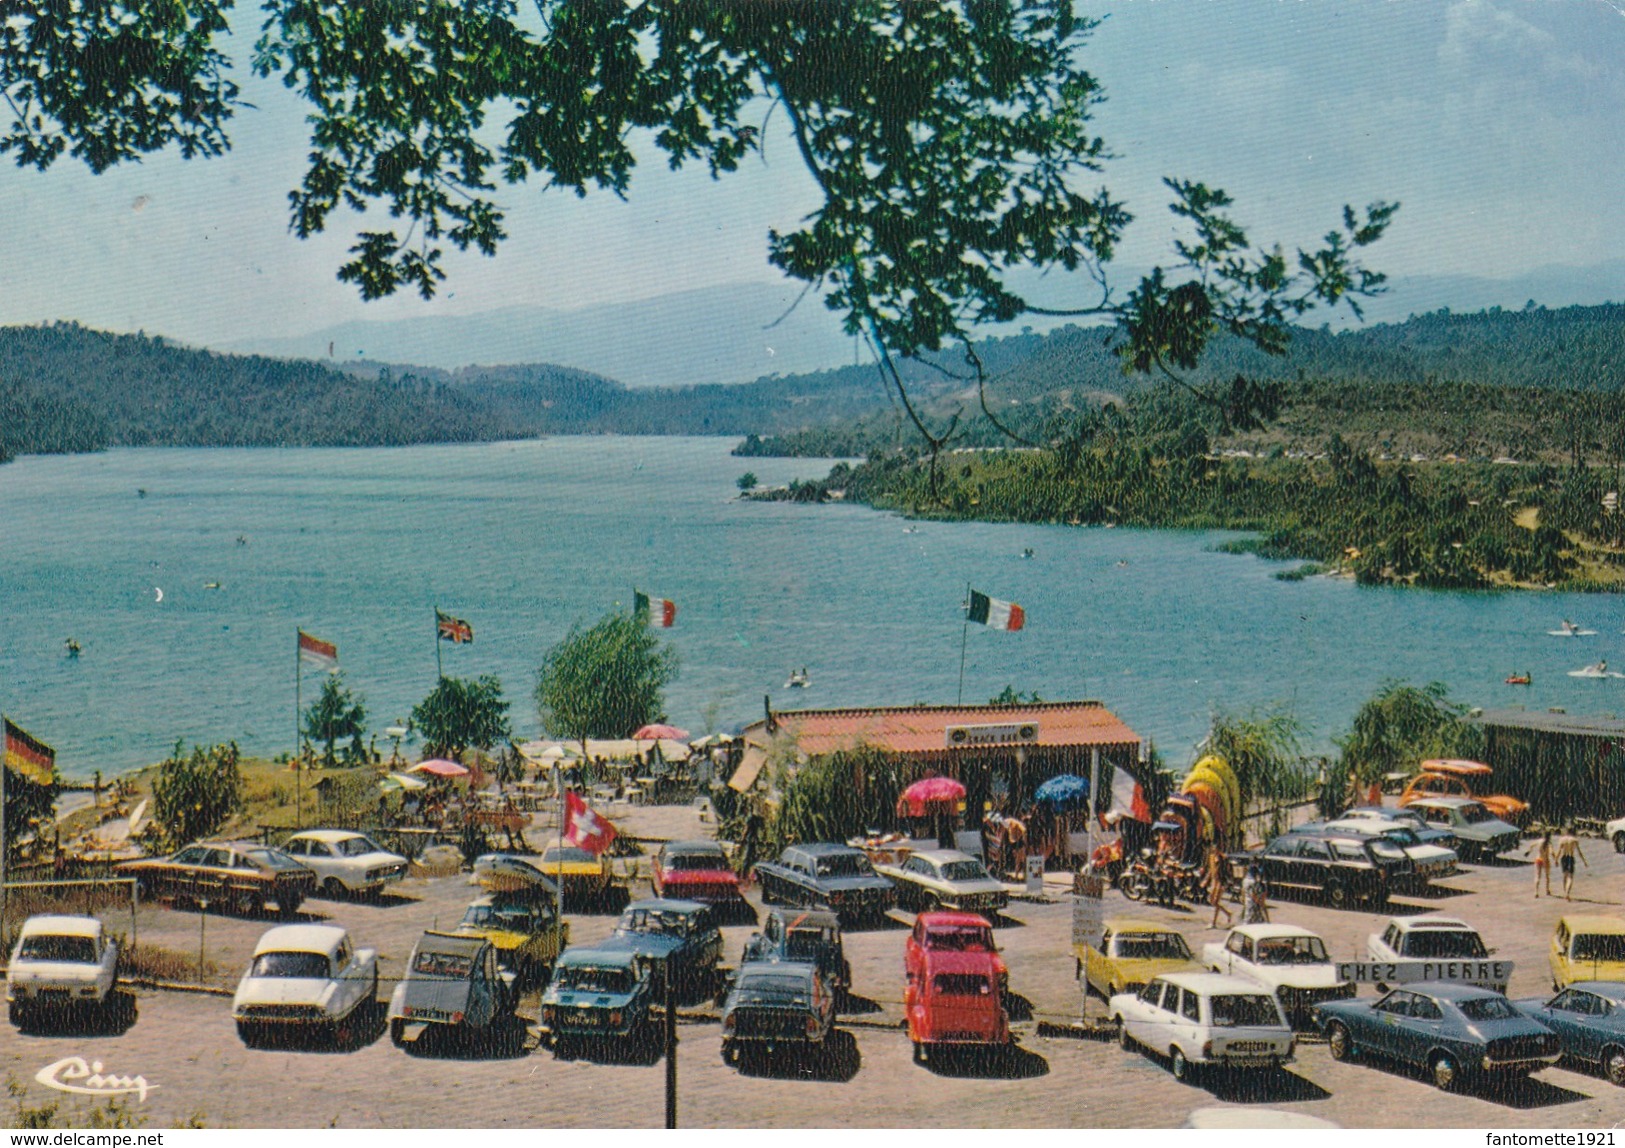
[1334,959,1514,986]
[945,722,1039,748]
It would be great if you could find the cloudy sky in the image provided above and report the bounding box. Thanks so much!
[1,0,1621,349]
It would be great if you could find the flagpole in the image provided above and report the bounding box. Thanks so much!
[1,732,9,947]
[957,582,972,705]
[294,630,303,829]
[433,606,443,681]
[552,763,563,959]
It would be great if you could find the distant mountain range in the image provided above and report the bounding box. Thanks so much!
[221,262,1625,387]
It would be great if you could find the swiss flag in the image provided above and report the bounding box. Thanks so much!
[564,790,619,855]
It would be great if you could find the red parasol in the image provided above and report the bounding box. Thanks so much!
[409,758,470,777]
[632,723,690,741]
[896,775,967,818]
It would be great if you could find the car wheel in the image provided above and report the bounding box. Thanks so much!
[1327,1022,1355,1062]
[389,1018,408,1048]
[1603,1045,1625,1087]
[913,1041,928,1065]
[1614,832,1625,855]
[276,897,301,920]
[1118,1020,1133,1051]
[1430,1052,1460,1091]
[1323,880,1349,909]
[9,1001,31,1030]
[322,878,347,900]
[236,1021,262,1048]
[1171,1047,1192,1082]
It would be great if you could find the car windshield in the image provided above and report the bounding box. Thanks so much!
[940,860,992,882]
[814,853,873,878]
[1572,934,1625,963]
[555,965,631,994]
[934,974,991,997]
[1254,936,1328,965]
[738,972,808,998]
[250,951,329,979]
[619,908,690,936]
[462,903,542,931]
[1382,828,1421,846]
[543,846,596,865]
[1402,930,1488,959]
[243,848,300,870]
[666,853,725,872]
[926,926,994,952]
[1210,994,1280,1028]
[18,935,96,963]
[1367,840,1408,861]
[1115,933,1192,961]
[785,931,833,959]
[1457,996,1519,1021]
[413,949,475,978]
[335,835,383,857]
[1458,804,1493,824]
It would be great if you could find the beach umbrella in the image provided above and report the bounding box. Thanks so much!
[380,772,428,792]
[896,775,967,818]
[632,723,689,741]
[1033,773,1091,812]
[410,758,470,777]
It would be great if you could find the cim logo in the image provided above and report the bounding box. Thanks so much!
[36,1056,157,1103]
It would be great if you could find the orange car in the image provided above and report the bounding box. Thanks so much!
[1400,759,1529,825]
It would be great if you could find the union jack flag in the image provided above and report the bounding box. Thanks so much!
[436,610,473,644]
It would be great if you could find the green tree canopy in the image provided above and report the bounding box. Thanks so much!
[3,2,1394,463]
[302,672,367,768]
[535,610,679,743]
[1206,707,1311,814]
[1336,681,1483,788]
[2,765,57,863]
[772,745,903,856]
[151,741,243,847]
[412,674,512,762]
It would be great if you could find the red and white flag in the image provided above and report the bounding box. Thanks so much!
[967,589,1024,631]
[563,789,619,855]
[1108,765,1152,823]
[298,629,338,670]
[634,590,676,628]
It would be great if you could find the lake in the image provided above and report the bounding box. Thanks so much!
[2,436,1620,781]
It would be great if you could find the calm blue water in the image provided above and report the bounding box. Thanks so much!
[2,437,1621,780]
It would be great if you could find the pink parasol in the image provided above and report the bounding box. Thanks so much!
[632,723,690,741]
[896,775,967,818]
[409,758,470,777]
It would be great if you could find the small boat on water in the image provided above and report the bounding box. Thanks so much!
[1549,620,1598,636]
[472,853,555,894]
[1504,673,1531,685]
[1568,661,1623,679]
[786,667,810,689]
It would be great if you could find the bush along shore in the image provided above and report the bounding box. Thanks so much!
[746,436,1625,591]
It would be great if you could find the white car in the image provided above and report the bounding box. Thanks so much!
[1368,915,1503,992]
[1607,814,1625,854]
[1323,818,1459,887]
[1111,971,1295,1082]
[232,924,379,1045]
[281,829,408,898]
[1200,924,1354,1026]
[6,915,119,1030]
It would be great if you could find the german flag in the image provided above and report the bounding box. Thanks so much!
[4,717,56,785]
[436,610,473,644]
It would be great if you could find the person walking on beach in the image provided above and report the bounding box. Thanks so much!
[1205,843,1233,929]
[1526,831,1553,897]
[1240,860,1270,924]
[1556,827,1588,901]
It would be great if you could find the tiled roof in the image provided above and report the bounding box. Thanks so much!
[742,700,1140,758]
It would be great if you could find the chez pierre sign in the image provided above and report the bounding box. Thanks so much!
[945,722,1040,748]
[1334,959,1515,986]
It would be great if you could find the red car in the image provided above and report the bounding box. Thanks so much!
[652,841,754,922]
[903,911,1010,1062]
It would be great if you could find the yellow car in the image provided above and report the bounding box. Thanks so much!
[456,894,569,986]
[1550,915,1625,990]
[1074,918,1204,1000]
[538,844,616,907]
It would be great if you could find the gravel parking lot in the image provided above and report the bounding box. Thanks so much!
[6,804,1625,1128]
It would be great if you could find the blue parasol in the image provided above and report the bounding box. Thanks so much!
[1033,773,1091,812]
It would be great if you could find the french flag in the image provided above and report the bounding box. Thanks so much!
[967,589,1025,631]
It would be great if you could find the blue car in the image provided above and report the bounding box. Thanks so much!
[1314,982,1560,1091]
[1514,981,1625,1087]
[540,948,652,1056]
[598,899,723,1004]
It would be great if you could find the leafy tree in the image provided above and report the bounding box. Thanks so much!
[1,766,57,864]
[772,745,903,856]
[151,741,243,847]
[4,2,1394,469]
[412,675,511,762]
[989,685,1043,706]
[1206,708,1311,835]
[736,472,758,491]
[302,672,367,768]
[535,611,679,744]
[1335,681,1483,789]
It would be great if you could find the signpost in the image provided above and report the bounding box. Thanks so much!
[1334,959,1514,987]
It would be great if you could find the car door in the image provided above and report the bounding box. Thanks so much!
[1217,931,1248,977]
[1087,928,1114,997]
[1125,979,1165,1050]
[1174,984,1204,1060]
[1537,988,1594,1061]
[1294,837,1331,892]
[1365,990,1413,1058]
[200,847,238,903]
[1401,991,1447,1066]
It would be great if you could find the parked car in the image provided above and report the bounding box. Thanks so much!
[6,915,120,1030]
[280,829,407,899]
[1513,981,1625,1086]
[1398,796,1520,862]
[741,908,851,997]
[1111,972,1295,1081]
[904,911,1010,1062]
[1369,916,1502,992]
[1244,830,1411,909]
[598,898,723,1003]
[537,843,616,906]
[539,948,652,1055]
[1076,918,1204,1000]
[753,843,897,923]
[1606,813,1625,854]
[1550,916,1625,990]
[1201,924,1354,1027]
[456,892,569,986]
[1316,819,1459,889]
[388,930,517,1049]
[1405,759,1529,825]
[116,840,317,917]
[231,924,378,1046]
[1339,806,1458,851]
[874,849,1008,915]
[721,961,837,1066]
[1315,982,1560,1091]
[651,840,752,921]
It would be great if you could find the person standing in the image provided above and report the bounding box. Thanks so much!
[1205,843,1233,929]
[1241,860,1270,924]
[1526,831,1553,897]
[1556,827,1588,901]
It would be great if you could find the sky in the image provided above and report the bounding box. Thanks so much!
[1,0,1622,352]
